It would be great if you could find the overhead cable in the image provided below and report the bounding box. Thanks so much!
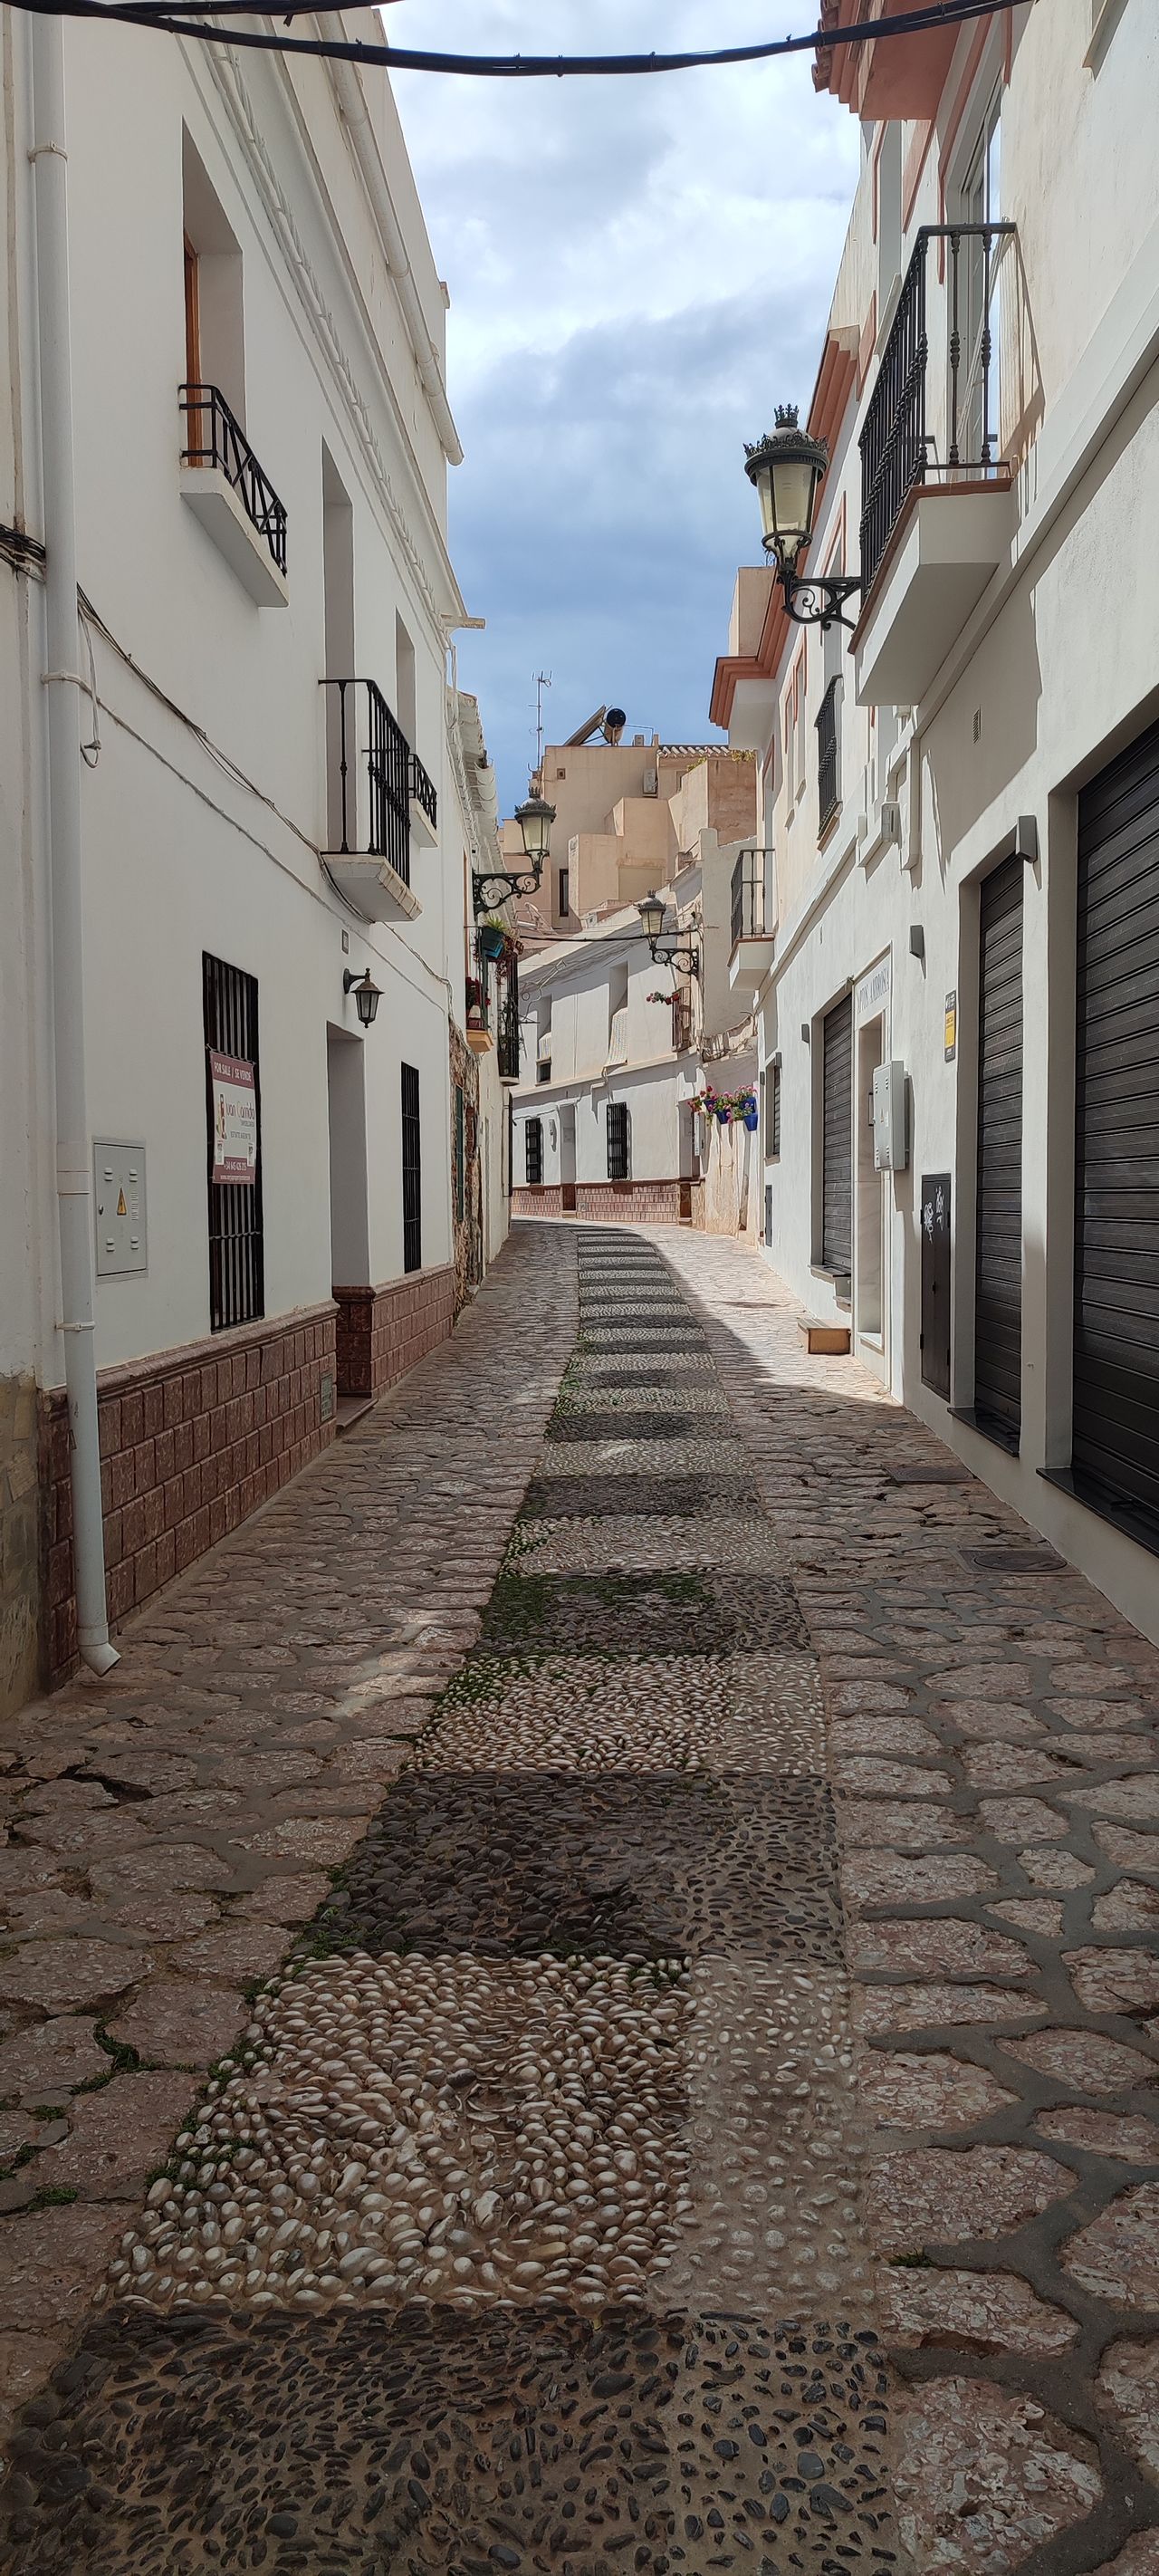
[7,0,1028,78]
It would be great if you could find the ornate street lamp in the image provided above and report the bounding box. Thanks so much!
[637,893,701,980]
[473,789,557,914]
[744,406,862,632]
[343,966,381,1027]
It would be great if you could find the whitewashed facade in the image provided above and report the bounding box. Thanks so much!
[0,7,487,1704]
[713,0,1159,1640]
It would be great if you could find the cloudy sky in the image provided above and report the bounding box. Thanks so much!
[388,2,861,812]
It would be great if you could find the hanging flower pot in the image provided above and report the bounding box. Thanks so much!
[477,924,505,965]
[715,1103,732,1126]
[742,1098,760,1131]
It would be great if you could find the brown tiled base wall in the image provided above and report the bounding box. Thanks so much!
[42,1303,338,1687]
[332,1266,455,1400]
[512,1181,685,1224]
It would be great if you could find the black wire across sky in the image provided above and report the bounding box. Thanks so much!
[11,0,1026,77]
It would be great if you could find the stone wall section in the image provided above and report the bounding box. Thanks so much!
[42,1304,337,1687]
[449,1024,482,1317]
[0,1374,41,1722]
[332,1269,455,1401]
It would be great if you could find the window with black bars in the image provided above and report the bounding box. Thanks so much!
[203,952,263,1332]
[524,1117,543,1186]
[769,1061,781,1157]
[817,678,840,833]
[401,1062,422,1274]
[606,1101,629,1180]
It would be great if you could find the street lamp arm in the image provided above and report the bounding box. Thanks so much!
[777,565,862,632]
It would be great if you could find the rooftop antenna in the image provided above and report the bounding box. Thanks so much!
[534,670,551,774]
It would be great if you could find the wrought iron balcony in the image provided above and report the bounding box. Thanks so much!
[858,221,1015,600]
[673,993,694,1056]
[180,383,286,576]
[730,848,772,950]
[410,750,437,835]
[322,678,412,886]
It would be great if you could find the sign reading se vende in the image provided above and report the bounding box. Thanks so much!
[208,1051,258,1184]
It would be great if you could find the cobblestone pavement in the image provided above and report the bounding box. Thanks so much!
[2,1221,1158,2573]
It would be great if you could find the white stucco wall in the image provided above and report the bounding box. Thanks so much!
[2,8,475,1391]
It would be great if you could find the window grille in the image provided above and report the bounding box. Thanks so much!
[769,1061,782,1158]
[559,867,570,918]
[606,1101,629,1180]
[401,1062,422,1274]
[764,1182,773,1245]
[525,1117,543,1185]
[203,951,263,1331]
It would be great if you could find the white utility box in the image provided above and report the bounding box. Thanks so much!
[872,1061,908,1172]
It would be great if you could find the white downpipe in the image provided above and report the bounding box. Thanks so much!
[317,22,464,468]
[32,14,118,1677]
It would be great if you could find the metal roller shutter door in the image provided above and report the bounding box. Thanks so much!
[974,855,1024,1447]
[1074,716,1159,1545]
[822,993,853,1275]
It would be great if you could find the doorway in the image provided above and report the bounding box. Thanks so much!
[857,1016,885,1344]
[560,1105,577,1214]
[326,1025,369,1370]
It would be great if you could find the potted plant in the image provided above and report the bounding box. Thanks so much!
[477,918,506,965]
[741,1091,760,1131]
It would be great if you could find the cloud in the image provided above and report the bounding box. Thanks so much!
[388,0,860,802]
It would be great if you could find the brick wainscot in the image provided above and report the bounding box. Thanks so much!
[42,1303,338,1687]
[332,1267,455,1401]
[512,1181,685,1225]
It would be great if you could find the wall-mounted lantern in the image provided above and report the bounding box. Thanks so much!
[473,789,557,915]
[344,966,381,1028]
[744,406,862,633]
[637,892,702,980]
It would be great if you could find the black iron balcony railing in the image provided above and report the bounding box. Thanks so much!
[673,993,694,1056]
[817,678,840,832]
[179,383,287,576]
[858,220,1015,599]
[321,677,411,884]
[410,750,438,831]
[497,956,521,1081]
[731,848,772,949]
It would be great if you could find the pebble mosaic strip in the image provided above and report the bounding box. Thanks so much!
[416,1651,826,1777]
[4,2307,905,2574]
[511,1514,788,1577]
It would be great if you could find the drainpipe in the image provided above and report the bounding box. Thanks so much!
[31,14,118,1676]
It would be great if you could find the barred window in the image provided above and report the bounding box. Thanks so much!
[769,1061,781,1158]
[401,1062,421,1274]
[525,1117,543,1185]
[204,952,263,1332]
[606,1101,629,1181]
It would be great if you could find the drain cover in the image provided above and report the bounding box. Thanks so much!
[960,1543,1067,1573]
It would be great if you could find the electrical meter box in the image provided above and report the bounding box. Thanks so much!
[872,1062,908,1172]
[93,1142,148,1275]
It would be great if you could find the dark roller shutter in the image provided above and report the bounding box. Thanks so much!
[974,855,1024,1448]
[822,994,853,1275]
[1073,716,1159,1546]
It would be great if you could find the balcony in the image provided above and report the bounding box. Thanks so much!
[321,678,421,923]
[410,748,438,850]
[855,224,1017,706]
[729,848,776,995]
[673,994,694,1056]
[179,383,288,607]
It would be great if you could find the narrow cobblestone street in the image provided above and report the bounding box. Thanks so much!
[3,1221,1159,2572]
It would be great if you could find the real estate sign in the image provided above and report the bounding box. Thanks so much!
[208,1051,258,1184]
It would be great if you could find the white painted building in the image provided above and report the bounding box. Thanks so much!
[511,835,760,1233]
[0,7,491,1707]
[713,0,1159,1640]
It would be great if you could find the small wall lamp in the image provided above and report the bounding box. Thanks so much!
[344,966,381,1028]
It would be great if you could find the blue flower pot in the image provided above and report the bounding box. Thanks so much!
[742,1107,759,1131]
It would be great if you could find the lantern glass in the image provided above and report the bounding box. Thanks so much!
[355,972,380,1027]
[745,409,829,571]
[637,891,666,947]
[515,793,555,863]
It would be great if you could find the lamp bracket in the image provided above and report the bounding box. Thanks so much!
[473,862,545,914]
[645,936,702,982]
[772,561,863,633]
